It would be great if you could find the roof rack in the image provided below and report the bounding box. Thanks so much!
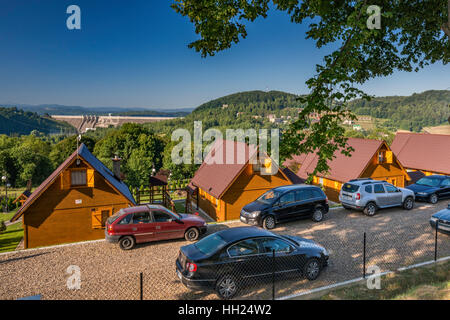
[349,178,373,182]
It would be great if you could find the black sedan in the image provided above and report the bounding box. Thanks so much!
[175,226,329,299]
[240,185,329,230]
[430,203,450,234]
[406,175,450,204]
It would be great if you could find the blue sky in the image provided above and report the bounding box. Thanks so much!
[0,0,449,109]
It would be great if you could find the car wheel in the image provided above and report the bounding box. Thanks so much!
[216,275,238,300]
[429,194,438,204]
[184,227,200,241]
[364,202,377,216]
[403,197,414,210]
[303,258,321,281]
[311,207,324,222]
[262,215,276,230]
[119,236,135,250]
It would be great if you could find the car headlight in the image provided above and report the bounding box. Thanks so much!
[430,217,438,222]
[417,192,428,196]
[249,211,261,218]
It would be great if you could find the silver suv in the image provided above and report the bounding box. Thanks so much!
[339,178,415,216]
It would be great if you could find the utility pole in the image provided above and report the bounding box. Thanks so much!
[1,175,8,213]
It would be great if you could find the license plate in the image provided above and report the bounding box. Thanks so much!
[176,269,182,280]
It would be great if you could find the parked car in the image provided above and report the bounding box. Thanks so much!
[406,175,450,204]
[176,226,329,299]
[339,178,415,216]
[430,203,450,234]
[239,185,329,230]
[105,204,207,250]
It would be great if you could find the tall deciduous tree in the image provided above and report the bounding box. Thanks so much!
[94,123,165,188]
[172,0,449,179]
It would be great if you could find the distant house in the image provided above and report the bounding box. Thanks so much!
[284,138,410,202]
[10,144,136,249]
[187,139,292,221]
[391,132,450,176]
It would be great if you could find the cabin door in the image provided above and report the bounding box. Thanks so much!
[92,207,113,229]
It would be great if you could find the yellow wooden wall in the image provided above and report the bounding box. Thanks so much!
[220,164,292,221]
[311,144,409,203]
[23,166,132,249]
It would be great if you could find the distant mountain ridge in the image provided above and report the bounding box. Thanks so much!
[0,107,75,135]
[0,103,193,116]
[1,89,448,135]
[194,90,301,112]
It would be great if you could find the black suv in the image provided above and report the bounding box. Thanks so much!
[240,185,329,229]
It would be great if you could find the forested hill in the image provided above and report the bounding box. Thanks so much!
[0,107,74,135]
[147,90,303,134]
[349,90,450,131]
[194,90,301,112]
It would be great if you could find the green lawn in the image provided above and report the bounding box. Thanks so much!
[320,261,450,300]
[0,221,23,253]
[0,209,23,253]
[0,209,18,223]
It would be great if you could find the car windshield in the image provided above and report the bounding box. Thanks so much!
[257,189,282,203]
[342,183,360,193]
[416,177,441,187]
[194,233,227,256]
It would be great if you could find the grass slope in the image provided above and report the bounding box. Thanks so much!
[320,261,450,300]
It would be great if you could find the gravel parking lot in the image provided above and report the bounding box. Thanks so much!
[0,201,449,300]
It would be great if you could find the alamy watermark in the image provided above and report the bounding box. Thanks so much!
[171,121,280,175]
[367,5,381,30]
[66,5,81,30]
[66,265,81,290]
[366,265,382,289]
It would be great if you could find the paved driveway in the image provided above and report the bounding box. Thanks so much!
[0,201,449,300]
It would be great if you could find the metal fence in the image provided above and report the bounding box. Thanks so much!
[1,219,449,300]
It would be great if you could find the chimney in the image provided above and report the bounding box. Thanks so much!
[112,155,122,180]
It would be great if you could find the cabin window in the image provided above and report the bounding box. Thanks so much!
[378,151,386,164]
[71,170,87,186]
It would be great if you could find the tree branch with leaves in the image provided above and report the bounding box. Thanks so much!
[172,0,449,180]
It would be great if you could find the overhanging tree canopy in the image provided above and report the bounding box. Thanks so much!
[172,0,449,179]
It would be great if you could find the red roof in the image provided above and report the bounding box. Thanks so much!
[391,132,450,174]
[190,139,258,199]
[10,144,135,222]
[284,138,385,182]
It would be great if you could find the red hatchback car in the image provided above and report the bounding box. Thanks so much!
[105,204,207,250]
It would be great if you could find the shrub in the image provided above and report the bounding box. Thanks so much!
[0,220,6,233]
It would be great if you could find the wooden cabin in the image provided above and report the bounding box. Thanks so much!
[10,143,136,249]
[391,132,450,179]
[284,138,410,202]
[187,139,292,222]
